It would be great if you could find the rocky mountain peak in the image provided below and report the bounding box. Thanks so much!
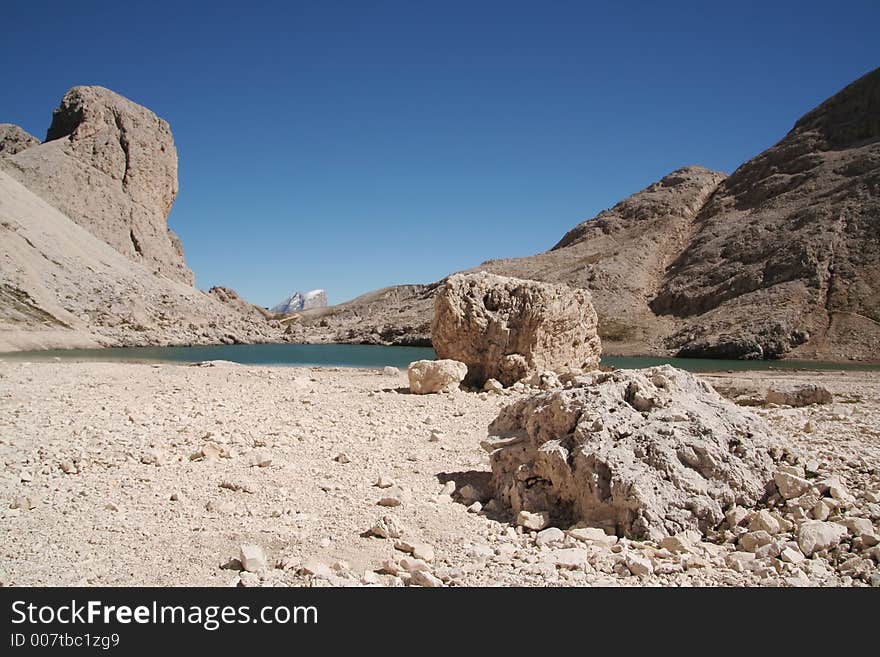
[552,165,726,250]
[1,85,192,285]
[0,124,39,156]
[790,67,880,150]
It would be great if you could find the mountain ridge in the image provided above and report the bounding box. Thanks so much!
[292,67,880,361]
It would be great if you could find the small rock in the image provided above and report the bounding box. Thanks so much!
[765,384,832,407]
[247,449,273,468]
[59,460,79,474]
[516,510,551,531]
[439,481,456,496]
[412,544,435,562]
[551,548,589,570]
[780,547,806,564]
[749,510,781,535]
[407,359,467,394]
[409,570,444,587]
[725,552,756,572]
[141,449,166,466]
[299,559,334,579]
[811,501,831,521]
[798,521,848,556]
[483,379,504,393]
[839,517,874,537]
[239,545,267,573]
[361,571,381,585]
[220,480,256,494]
[739,531,773,552]
[789,488,822,511]
[374,475,395,489]
[725,506,750,528]
[369,515,403,539]
[192,441,229,461]
[238,572,261,587]
[377,496,401,507]
[567,526,618,547]
[377,560,400,575]
[625,553,654,577]
[382,366,400,377]
[395,541,435,562]
[467,502,482,514]
[754,542,782,560]
[458,484,484,505]
[334,453,351,464]
[10,496,35,511]
[817,475,852,502]
[535,527,566,546]
[205,500,235,514]
[399,557,431,573]
[659,535,692,554]
[774,471,813,500]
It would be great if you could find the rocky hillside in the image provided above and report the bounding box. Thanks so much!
[0,87,280,351]
[295,67,880,361]
[651,67,880,360]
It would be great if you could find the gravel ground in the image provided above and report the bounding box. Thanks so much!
[1,361,878,587]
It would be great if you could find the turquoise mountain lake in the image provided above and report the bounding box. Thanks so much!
[1,343,877,372]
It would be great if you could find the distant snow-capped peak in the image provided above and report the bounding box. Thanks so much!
[270,289,328,314]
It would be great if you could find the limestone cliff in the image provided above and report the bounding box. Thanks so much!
[1,86,193,284]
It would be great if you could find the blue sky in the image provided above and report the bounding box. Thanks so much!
[2,1,878,307]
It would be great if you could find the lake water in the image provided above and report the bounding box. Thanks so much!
[1,343,878,372]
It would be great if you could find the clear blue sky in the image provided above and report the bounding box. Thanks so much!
[2,1,878,307]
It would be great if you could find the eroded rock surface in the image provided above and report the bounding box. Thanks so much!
[432,272,601,387]
[407,359,467,394]
[486,366,776,539]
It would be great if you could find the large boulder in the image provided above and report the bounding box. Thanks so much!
[432,272,601,387]
[1,86,193,285]
[484,365,776,540]
[407,359,468,394]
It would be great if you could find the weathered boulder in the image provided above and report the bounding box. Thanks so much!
[407,359,467,394]
[0,124,39,156]
[431,272,601,387]
[765,383,833,407]
[485,365,776,540]
[797,521,847,556]
[1,86,193,284]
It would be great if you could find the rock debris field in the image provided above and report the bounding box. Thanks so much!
[1,360,879,587]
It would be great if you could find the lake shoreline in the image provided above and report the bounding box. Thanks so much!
[2,342,880,373]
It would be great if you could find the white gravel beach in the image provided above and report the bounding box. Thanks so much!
[1,360,878,587]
